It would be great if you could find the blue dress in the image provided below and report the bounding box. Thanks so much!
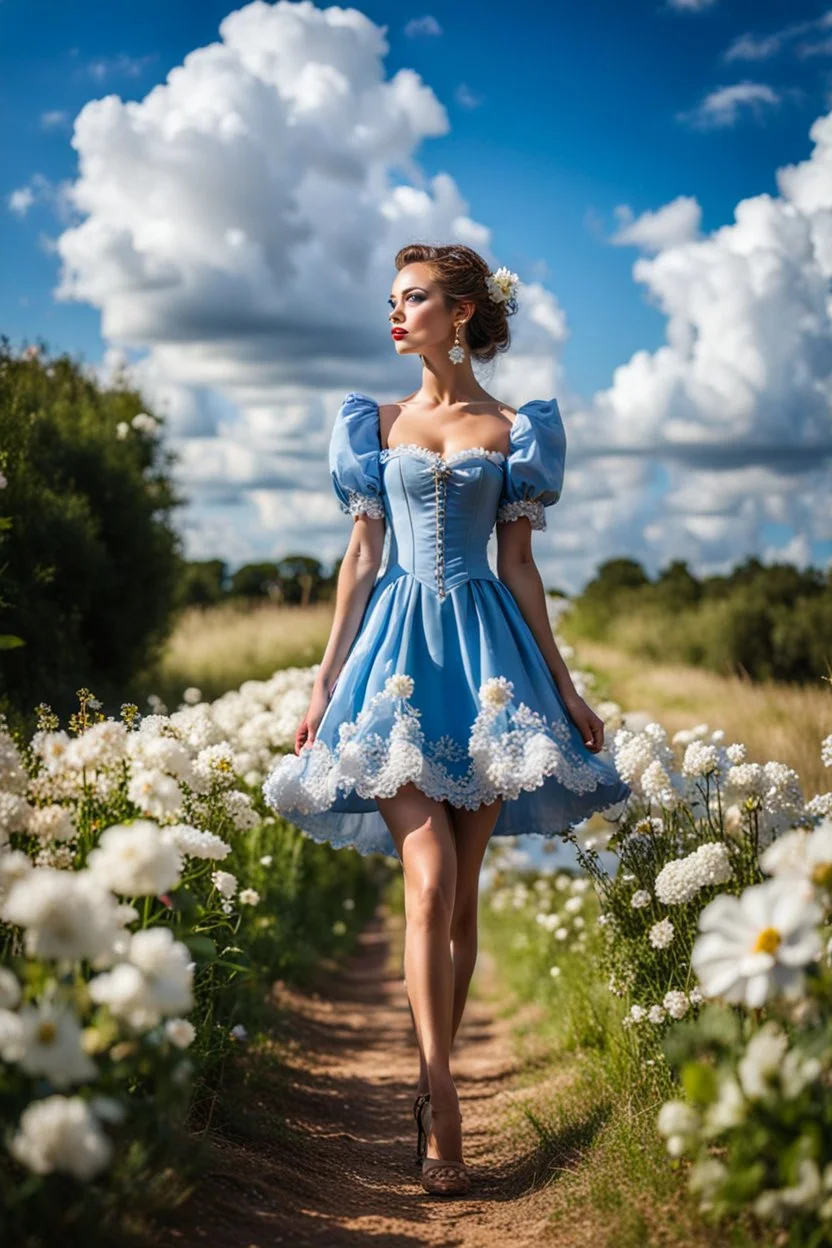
[262,392,632,856]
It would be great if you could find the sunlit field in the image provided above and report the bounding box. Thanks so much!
[573,637,831,799]
[149,600,336,707]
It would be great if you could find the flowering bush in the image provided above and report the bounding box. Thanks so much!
[0,675,384,1240]
[562,720,830,1041]
[571,703,832,1240]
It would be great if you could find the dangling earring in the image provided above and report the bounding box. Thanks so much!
[448,323,465,365]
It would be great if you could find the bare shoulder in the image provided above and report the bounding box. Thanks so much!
[377,399,409,449]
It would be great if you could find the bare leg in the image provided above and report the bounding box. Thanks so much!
[405,797,502,1092]
[376,783,461,1160]
[448,796,503,1042]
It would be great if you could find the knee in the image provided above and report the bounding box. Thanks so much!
[450,896,478,942]
[406,879,454,932]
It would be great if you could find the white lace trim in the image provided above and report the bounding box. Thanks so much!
[496,498,546,530]
[380,444,506,470]
[262,673,608,815]
[341,490,385,519]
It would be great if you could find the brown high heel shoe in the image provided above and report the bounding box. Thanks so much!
[420,1105,471,1196]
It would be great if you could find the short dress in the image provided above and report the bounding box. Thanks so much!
[262,391,632,856]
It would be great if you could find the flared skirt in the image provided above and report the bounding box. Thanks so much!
[262,570,632,856]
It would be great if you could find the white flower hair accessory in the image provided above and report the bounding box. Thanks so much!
[485,266,520,308]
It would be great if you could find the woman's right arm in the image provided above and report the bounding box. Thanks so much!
[295,513,386,753]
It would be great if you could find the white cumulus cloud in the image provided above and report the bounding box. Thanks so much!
[36,0,832,590]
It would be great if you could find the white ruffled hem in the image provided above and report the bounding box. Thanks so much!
[262,673,613,816]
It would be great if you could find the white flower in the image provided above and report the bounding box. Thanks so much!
[385,673,415,700]
[822,733,832,769]
[648,1004,666,1024]
[629,1004,647,1023]
[181,687,202,705]
[649,918,675,949]
[131,411,159,435]
[479,676,514,710]
[688,985,704,1005]
[564,895,583,913]
[549,965,561,978]
[9,1095,113,1179]
[485,266,519,304]
[222,789,259,831]
[760,820,832,892]
[1,868,129,962]
[737,1023,789,1099]
[211,870,238,899]
[87,820,182,896]
[0,849,32,900]
[126,768,184,820]
[0,966,21,1009]
[691,878,823,1007]
[681,741,721,778]
[89,927,194,1031]
[657,1099,700,1156]
[62,720,128,771]
[689,1157,728,1205]
[662,990,689,1019]
[166,823,231,861]
[640,760,679,807]
[654,842,733,906]
[703,1075,746,1133]
[27,804,77,843]
[16,999,98,1087]
[554,926,569,940]
[259,854,273,867]
[0,1008,24,1060]
[0,792,34,838]
[116,420,130,439]
[164,1017,196,1048]
[631,889,651,909]
[238,888,260,905]
[126,732,193,782]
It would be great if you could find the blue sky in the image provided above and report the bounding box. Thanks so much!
[2,0,831,587]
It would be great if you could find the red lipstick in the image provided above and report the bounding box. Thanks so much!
[391,328,408,338]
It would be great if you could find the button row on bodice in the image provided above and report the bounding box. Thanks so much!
[432,462,453,600]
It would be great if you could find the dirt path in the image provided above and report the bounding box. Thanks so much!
[161,904,570,1247]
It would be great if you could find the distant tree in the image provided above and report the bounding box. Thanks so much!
[275,555,326,607]
[229,562,281,599]
[175,559,227,608]
[654,559,701,611]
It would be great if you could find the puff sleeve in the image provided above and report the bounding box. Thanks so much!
[496,397,566,532]
[329,392,386,520]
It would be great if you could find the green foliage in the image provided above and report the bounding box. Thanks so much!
[173,560,227,608]
[565,554,832,684]
[0,340,184,724]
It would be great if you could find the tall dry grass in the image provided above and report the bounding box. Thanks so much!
[149,600,334,705]
[579,638,831,798]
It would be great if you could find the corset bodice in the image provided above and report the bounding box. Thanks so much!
[378,445,506,599]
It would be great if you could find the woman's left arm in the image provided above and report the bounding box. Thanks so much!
[496,520,605,753]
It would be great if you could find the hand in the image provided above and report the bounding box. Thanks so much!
[295,681,332,754]
[562,692,605,754]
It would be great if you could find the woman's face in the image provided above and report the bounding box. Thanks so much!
[387,262,459,358]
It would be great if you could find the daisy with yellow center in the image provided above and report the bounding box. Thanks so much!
[691,878,822,1008]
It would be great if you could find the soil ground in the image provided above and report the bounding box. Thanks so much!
[160,903,576,1248]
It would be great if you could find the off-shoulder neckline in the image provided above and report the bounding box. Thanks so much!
[340,392,558,456]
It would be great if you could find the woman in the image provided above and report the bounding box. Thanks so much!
[263,242,632,1196]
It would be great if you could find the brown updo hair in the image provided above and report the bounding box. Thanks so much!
[393,242,517,364]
